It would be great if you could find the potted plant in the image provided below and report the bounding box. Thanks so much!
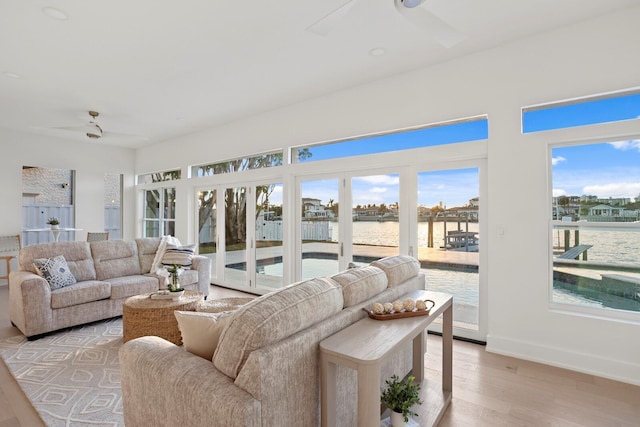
[381,374,423,426]
[46,217,60,229]
[165,264,185,293]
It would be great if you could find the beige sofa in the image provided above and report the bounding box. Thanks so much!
[9,237,211,339]
[120,255,425,427]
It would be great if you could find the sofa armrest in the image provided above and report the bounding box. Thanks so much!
[9,270,53,337]
[190,255,211,297]
[119,336,259,427]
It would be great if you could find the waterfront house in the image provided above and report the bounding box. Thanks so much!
[1,1,639,424]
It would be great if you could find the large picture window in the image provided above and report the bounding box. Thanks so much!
[551,140,640,313]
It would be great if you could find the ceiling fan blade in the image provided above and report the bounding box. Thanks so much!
[306,0,357,36]
[51,126,86,132]
[396,2,465,48]
[103,131,150,141]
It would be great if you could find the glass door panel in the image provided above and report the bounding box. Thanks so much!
[224,186,247,287]
[300,179,339,279]
[351,173,400,265]
[143,189,160,237]
[255,183,284,290]
[197,189,217,280]
[162,187,176,236]
[417,168,480,330]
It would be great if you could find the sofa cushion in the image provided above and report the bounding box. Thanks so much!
[108,275,159,300]
[19,241,96,281]
[33,255,77,290]
[331,266,387,308]
[50,280,111,309]
[371,255,420,287]
[175,310,234,360]
[91,240,142,281]
[214,277,344,379]
[135,237,161,274]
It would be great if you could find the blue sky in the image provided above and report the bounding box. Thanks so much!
[552,140,640,200]
[297,93,640,209]
[299,119,485,209]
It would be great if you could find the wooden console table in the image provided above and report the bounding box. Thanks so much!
[320,290,452,427]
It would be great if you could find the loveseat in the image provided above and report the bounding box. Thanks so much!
[119,255,425,427]
[9,237,211,339]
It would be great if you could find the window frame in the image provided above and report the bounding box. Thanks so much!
[542,133,640,323]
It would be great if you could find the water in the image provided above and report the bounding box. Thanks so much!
[262,221,639,319]
[553,228,640,264]
[338,221,639,313]
[330,221,479,248]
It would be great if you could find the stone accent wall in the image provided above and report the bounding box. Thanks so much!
[22,167,73,205]
[104,173,121,207]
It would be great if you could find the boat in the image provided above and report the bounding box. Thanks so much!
[441,229,479,252]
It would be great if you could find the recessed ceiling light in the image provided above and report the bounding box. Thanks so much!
[369,48,386,57]
[42,7,68,20]
[3,71,21,79]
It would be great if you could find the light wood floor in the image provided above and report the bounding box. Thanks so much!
[1,285,639,427]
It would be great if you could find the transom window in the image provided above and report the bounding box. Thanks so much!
[292,116,488,163]
[137,169,181,185]
[523,90,640,133]
[193,150,284,177]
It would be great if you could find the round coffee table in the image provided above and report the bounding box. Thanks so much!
[123,290,204,345]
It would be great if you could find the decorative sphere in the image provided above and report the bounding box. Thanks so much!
[416,300,427,310]
[392,300,404,313]
[372,302,385,314]
[383,302,394,313]
[403,298,416,311]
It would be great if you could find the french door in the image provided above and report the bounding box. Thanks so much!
[296,169,401,280]
[196,180,284,293]
[413,163,486,341]
[297,163,486,341]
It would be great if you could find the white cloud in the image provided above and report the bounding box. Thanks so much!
[369,187,387,193]
[583,182,640,198]
[353,194,384,205]
[552,156,566,166]
[552,189,567,197]
[354,175,399,185]
[609,140,640,152]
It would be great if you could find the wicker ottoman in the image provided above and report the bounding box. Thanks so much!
[196,296,255,314]
[123,290,204,345]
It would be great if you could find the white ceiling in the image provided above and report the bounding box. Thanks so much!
[1,0,639,149]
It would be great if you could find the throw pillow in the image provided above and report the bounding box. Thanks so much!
[150,235,182,274]
[161,244,196,267]
[174,310,234,360]
[33,255,77,290]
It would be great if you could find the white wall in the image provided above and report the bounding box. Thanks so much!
[141,6,640,385]
[0,128,137,256]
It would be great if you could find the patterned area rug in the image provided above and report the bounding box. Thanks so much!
[0,318,124,426]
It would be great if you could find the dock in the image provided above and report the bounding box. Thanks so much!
[556,244,593,260]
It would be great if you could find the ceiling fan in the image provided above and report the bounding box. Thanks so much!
[306,0,465,48]
[47,110,147,141]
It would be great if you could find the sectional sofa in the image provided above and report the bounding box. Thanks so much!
[9,237,210,339]
[119,255,425,427]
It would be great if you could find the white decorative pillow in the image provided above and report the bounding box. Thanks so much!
[150,235,181,274]
[174,310,234,360]
[161,244,196,268]
[33,255,77,290]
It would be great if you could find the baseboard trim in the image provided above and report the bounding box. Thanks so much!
[486,334,640,386]
[427,330,486,346]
